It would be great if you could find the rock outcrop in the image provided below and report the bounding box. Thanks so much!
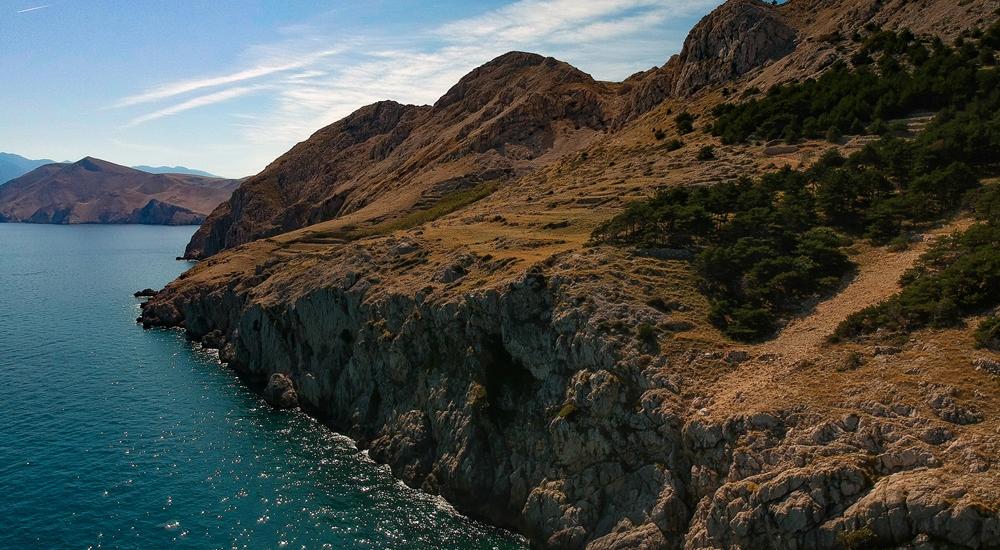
[126,199,205,225]
[262,373,298,409]
[670,0,797,96]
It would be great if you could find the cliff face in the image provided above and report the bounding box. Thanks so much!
[670,0,797,96]
[143,0,1000,547]
[142,234,1000,549]
[0,157,238,225]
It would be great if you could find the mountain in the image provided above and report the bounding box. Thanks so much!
[141,0,1000,548]
[0,152,56,185]
[132,165,219,178]
[183,51,617,258]
[0,157,239,225]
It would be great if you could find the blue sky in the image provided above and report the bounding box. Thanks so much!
[1,1,722,178]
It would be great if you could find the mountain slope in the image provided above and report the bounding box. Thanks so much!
[141,0,1000,548]
[0,157,239,225]
[184,51,619,258]
[0,152,56,185]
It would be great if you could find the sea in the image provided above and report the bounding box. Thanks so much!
[0,223,524,549]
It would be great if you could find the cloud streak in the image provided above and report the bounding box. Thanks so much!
[125,85,266,127]
[113,49,341,108]
[16,4,50,13]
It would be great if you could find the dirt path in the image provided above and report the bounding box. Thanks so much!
[753,218,971,364]
[701,218,973,412]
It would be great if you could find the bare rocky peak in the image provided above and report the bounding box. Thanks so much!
[435,51,596,111]
[671,0,797,95]
[615,0,797,124]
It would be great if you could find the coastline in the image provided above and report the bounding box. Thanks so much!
[139,234,1000,549]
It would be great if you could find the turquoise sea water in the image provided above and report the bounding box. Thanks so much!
[0,224,523,549]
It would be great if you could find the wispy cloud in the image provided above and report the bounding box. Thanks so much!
[113,49,341,108]
[112,0,720,170]
[238,0,717,144]
[16,4,50,13]
[125,85,266,127]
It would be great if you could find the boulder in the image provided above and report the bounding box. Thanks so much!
[262,373,298,409]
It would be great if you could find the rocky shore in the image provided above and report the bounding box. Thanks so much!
[140,237,1000,548]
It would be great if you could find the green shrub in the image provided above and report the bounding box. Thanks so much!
[975,316,1000,349]
[636,323,657,344]
[664,139,684,152]
[696,146,716,161]
[556,402,578,419]
[675,111,695,135]
[839,525,876,550]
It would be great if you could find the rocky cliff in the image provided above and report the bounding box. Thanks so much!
[142,232,1000,548]
[142,0,1000,547]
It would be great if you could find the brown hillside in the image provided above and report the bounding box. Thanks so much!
[185,52,622,258]
[0,157,239,225]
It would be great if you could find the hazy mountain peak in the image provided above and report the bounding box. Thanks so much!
[132,165,219,178]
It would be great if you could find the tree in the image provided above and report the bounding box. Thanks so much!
[675,111,695,134]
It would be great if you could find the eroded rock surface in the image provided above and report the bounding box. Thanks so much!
[670,0,797,96]
[141,241,1000,548]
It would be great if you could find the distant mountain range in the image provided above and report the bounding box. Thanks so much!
[0,157,239,225]
[0,152,220,185]
[0,153,57,186]
[132,165,219,178]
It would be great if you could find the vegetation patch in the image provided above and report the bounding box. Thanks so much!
[975,315,1000,350]
[593,28,1000,342]
[712,25,1000,144]
[556,402,578,420]
[834,185,1000,341]
[298,180,501,244]
[351,180,501,239]
[675,111,696,135]
[838,525,877,550]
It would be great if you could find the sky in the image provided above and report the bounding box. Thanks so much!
[0,0,723,178]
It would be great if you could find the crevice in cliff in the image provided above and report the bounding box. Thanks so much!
[481,335,537,424]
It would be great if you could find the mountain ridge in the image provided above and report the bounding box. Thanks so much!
[132,165,219,178]
[0,152,56,185]
[189,0,998,260]
[0,157,239,225]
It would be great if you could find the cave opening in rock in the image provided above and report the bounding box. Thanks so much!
[480,336,536,422]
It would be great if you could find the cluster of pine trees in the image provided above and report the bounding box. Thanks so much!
[593,24,1000,342]
[711,26,1000,145]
